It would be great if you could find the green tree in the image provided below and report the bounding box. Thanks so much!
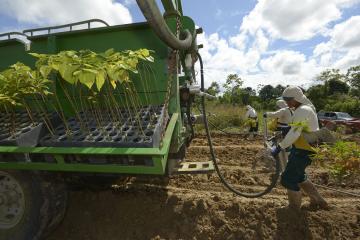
[327,79,349,95]
[222,74,243,105]
[346,65,360,90]
[206,81,220,97]
[316,68,346,95]
[258,85,275,101]
[306,84,327,110]
[240,87,256,105]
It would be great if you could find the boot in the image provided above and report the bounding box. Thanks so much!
[299,180,329,210]
[287,189,302,210]
[248,132,254,140]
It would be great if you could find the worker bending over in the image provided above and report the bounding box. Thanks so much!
[271,86,328,211]
[264,100,293,170]
[264,100,292,131]
[244,105,258,139]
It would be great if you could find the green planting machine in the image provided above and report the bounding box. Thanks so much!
[0,1,280,239]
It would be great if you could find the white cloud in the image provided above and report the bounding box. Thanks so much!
[239,0,359,41]
[0,0,132,27]
[331,15,360,49]
[196,1,360,92]
[260,50,306,75]
[313,16,360,70]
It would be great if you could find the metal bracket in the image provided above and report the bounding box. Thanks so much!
[172,161,214,174]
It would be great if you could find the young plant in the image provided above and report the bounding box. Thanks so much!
[0,62,53,135]
[30,48,155,142]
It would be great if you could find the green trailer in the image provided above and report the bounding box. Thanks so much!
[0,1,281,239]
[0,1,218,239]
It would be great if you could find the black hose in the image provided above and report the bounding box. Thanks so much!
[197,52,280,198]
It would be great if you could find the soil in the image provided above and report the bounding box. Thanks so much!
[48,134,360,240]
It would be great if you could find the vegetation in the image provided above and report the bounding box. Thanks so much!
[0,48,155,138]
[312,141,360,181]
[0,62,53,134]
[204,64,360,117]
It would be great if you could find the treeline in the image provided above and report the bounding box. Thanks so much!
[205,65,360,117]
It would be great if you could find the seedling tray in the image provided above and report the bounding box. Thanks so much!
[40,105,168,148]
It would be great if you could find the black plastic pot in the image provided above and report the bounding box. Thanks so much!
[0,112,62,147]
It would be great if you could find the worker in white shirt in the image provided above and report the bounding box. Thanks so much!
[264,100,293,170]
[264,99,293,132]
[244,105,258,139]
[271,86,328,211]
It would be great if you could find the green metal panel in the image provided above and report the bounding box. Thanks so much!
[0,39,34,70]
[0,113,178,175]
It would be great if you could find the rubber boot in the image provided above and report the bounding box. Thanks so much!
[248,132,254,140]
[299,180,329,210]
[287,189,302,211]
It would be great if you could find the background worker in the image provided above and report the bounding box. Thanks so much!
[244,105,258,139]
[264,100,293,170]
[271,86,328,211]
[264,99,293,132]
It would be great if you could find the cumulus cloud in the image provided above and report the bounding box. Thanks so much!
[0,0,132,27]
[313,16,360,70]
[196,0,360,91]
[239,0,359,41]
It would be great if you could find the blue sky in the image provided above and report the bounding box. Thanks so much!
[1,0,360,89]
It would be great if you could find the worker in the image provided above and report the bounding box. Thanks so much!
[264,100,293,170]
[264,99,293,132]
[244,105,258,139]
[271,86,329,211]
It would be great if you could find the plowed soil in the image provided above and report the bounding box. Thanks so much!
[48,134,360,240]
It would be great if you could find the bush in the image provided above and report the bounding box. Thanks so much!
[312,141,360,181]
[324,95,360,117]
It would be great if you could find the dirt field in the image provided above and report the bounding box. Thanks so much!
[48,134,360,240]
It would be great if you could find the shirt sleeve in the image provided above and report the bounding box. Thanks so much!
[245,110,250,119]
[279,107,310,149]
[267,109,285,119]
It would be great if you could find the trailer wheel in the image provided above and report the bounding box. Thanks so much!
[42,175,68,237]
[0,170,49,240]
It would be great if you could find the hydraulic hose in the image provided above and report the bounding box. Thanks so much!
[196,52,280,198]
[136,0,192,50]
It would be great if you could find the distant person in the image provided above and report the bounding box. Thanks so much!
[244,105,258,139]
[271,86,328,211]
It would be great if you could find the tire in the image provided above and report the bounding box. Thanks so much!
[0,170,49,240]
[42,175,68,237]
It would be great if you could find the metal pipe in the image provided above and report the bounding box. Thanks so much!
[136,0,192,50]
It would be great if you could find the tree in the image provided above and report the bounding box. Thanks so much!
[206,81,220,97]
[240,87,256,105]
[316,68,346,95]
[222,74,243,105]
[346,65,360,90]
[273,84,286,97]
[327,79,349,95]
[258,85,275,101]
[306,84,327,110]
[317,68,345,82]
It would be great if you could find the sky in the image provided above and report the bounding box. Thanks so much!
[0,0,360,91]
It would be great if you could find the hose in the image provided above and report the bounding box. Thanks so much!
[313,183,360,198]
[197,52,280,198]
[136,0,193,50]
